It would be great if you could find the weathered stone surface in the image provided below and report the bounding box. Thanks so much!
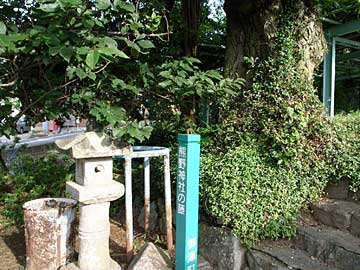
[198,223,246,270]
[247,249,288,270]
[128,242,172,270]
[60,132,126,270]
[350,210,360,237]
[55,131,131,159]
[23,198,77,270]
[66,180,124,204]
[77,202,117,270]
[247,245,335,270]
[325,180,350,200]
[75,158,113,186]
[296,225,360,270]
[325,179,360,201]
[311,199,359,231]
[198,255,213,270]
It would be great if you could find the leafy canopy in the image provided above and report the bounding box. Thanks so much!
[0,0,161,142]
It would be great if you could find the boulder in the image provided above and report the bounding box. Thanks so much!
[350,209,360,237]
[198,255,214,270]
[128,242,172,270]
[325,179,350,200]
[198,223,246,270]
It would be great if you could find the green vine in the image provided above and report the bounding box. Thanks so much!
[200,5,329,248]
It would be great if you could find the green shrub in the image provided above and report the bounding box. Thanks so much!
[198,5,330,248]
[0,153,74,225]
[200,135,327,248]
[325,111,360,192]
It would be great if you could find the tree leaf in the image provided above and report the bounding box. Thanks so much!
[180,62,193,72]
[114,0,135,13]
[87,71,96,80]
[0,21,6,35]
[75,68,87,80]
[186,57,201,64]
[59,47,73,62]
[130,47,139,58]
[59,0,82,8]
[98,47,129,58]
[96,0,111,10]
[38,3,60,12]
[129,41,141,52]
[137,40,155,49]
[77,47,89,55]
[103,37,117,48]
[85,50,99,69]
[0,34,11,47]
[116,50,129,59]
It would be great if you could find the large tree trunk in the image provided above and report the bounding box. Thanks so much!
[182,0,200,56]
[224,0,326,80]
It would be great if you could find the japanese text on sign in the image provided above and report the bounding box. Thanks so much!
[187,237,197,265]
[177,146,187,215]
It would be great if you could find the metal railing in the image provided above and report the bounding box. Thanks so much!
[114,146,173,260]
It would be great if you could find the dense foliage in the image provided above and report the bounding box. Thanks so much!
[200,107,360,248]
[317,0,360,22]
[325,111,360,193]
[142,57,244,143]
[200,9,330,247]
[0,0,162,141]
[0,153,74,225]
[201,137,312,248]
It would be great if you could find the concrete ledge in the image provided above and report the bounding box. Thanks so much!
[66,181,124,204]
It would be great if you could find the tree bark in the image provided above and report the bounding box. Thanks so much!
[182,0,200,56]
[224,0,326,80]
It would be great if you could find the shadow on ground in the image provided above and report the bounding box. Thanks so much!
[0,226,26,270]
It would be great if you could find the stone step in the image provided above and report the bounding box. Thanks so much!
[325,180,360,201]
[311,199,360,237]
[296,225,360,270]
[247,243,336,270]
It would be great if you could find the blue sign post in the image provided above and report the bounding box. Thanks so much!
[175,134,201,270]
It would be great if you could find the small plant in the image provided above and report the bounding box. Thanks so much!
[0,153,74,225]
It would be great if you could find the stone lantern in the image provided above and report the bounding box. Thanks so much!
[56,132,131,270]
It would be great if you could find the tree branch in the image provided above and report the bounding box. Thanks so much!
[108,31,173,37]
[95,61,111,74]
[148,91,173,102]
[18,61,111,117]
[0,78,17,87]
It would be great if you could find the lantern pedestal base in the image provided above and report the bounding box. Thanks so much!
[62,259,121,270]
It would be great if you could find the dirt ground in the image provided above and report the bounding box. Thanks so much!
[0,212,153,270]
[0,222,26,270]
